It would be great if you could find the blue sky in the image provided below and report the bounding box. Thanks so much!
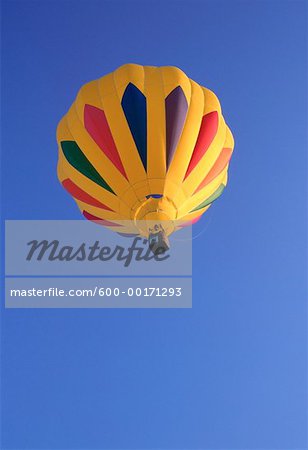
[1,0,307,449]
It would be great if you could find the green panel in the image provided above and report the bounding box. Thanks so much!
[192,183,225,212]
[61,141,115,194]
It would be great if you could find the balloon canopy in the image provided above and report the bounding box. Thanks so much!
[57,63,234,239]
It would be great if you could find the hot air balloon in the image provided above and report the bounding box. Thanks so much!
[57,64,234,252]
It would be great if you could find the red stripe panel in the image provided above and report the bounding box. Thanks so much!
[62,179,113,211]
[184,111,219,179]
[83,210,122,227]
[84,104,127,179]
[194,147,232,194]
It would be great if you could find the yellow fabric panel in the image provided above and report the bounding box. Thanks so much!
[177,125,233,217]
[97,72,148,193]
[57,114,130,214]
[201,87,222,114]
[160,65,192,99]
[74,78,101,111]
[90,219,138,235]
[112,63,146,97]
[224,125,234,149]
[179,89,226,200]
[164,79,204,202]
[177,206,211,224]
[178,170,226,217]
[221,171,228,186]
[74,201,128,221]
[56,114,72,143]
[65,101,129,197]
[58,147,123,213]
[147,178,166,196]
[143,66,167,184]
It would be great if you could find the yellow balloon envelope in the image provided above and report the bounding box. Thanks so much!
[57,63,234,241]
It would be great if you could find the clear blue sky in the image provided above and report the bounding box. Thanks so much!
[1,0,307,448]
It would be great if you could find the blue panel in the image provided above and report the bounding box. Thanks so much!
[165,86,188,168]
[121,83,147,170]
